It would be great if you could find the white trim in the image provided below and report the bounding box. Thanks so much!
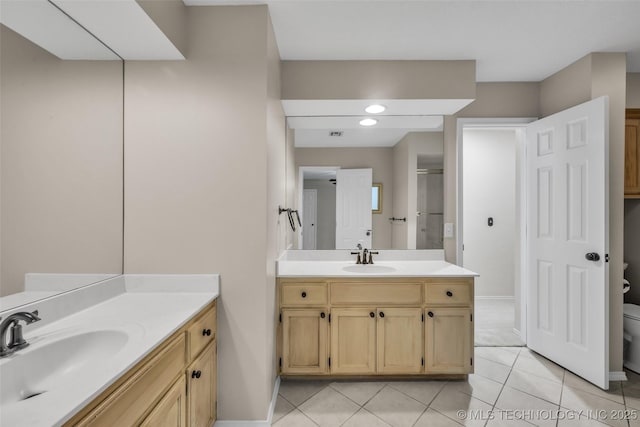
[474,296,515,300]
[609,371,628,382]
[214,377,281,427]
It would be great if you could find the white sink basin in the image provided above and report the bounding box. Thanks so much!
[0,330,128,405]
[342,265,397,274]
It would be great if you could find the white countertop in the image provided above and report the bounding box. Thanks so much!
[277,260,477,277]
[0,274,219,427]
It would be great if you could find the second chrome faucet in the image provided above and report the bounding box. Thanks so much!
[350,247,379,265]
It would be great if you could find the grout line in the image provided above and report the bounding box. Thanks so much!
[384,381,443,408]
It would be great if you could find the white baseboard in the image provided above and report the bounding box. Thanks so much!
[610,371,628,381]
[214,377,281,427]
[475,296,515,300]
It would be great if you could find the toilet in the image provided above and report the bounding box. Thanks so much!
[623,263,640,372]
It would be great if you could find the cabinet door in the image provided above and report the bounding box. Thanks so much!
[377,308,423,374]
[625,118,640,195]
[425,308,472,374]
[187,341,216,427]
[330,308,376,374]
[140,376,186,427]
[281,309,328,374]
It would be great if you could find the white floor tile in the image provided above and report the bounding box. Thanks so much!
[272,395,295,424]
[495,386,559,427]
[298,387,360,427]
[386,380,446,405]
[444,374,504,406]
[475,347,521,368]
[364,386,427,427]
[272,408,318,427]
[329,381,386,406]
[341,408,391,427]
[563,371,624,404]
[278,380,330,407]
[414,408,464,426]
[505,369,563,404]
[560,386,627,427]
[512,351,565,384]
[474,356,512,384]
[430,387,493,427]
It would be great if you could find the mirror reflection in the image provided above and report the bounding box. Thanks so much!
[289,115,444,250]
[0,25,123,310]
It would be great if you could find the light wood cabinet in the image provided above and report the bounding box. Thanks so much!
[377,307,423,374]
[66,301,217,427]
[277,277,474,378]
[187,341,217,427]
[281,309,328,374]
[140,377,187,427]
[425,307,472,374]
[330,308,377,374]
[626,109,640,197]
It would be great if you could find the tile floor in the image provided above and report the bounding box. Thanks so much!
[475,299,524,346]
[273,347,640,427]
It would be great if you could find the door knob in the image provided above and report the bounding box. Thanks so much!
[585,252,600,262]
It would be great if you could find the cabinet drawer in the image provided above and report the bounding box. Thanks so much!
[425,279,473,305]
[281,283,327,306]
[76,334,186,427]
[188,302,216,361]
[330,282,422,305]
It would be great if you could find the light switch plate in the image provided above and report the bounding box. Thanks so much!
[444,223,455,238]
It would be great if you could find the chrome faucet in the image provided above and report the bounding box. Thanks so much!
[362,248,369,264]
[0,310,41,357]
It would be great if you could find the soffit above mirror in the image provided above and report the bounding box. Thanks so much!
[288,116,443,148]
[0,0,184,60]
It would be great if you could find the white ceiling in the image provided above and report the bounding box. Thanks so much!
[289,115,443,147]
[183,0,640,82]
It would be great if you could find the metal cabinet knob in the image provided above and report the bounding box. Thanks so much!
[379,312,385,318]
[301,291,307,298]
[202,328,212,336]
[446,291,453,297]
[192,370,202,379]
[320,312,326,319]
[369,312,375,318]
[428,311,434,318]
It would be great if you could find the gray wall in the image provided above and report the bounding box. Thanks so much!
[303,180,336,249]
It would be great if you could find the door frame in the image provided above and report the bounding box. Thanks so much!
[297,166,340,249]
[456,117,535,343]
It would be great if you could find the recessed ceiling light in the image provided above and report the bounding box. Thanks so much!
[359,118,378,127]
[365,104,386,114]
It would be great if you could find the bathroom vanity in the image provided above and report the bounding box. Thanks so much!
[276,251,477,379]
[0,275,218,427]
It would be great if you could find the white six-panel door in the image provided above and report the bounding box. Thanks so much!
[527,96,609,389]
[335,168,372,249]
[302,189,317,250]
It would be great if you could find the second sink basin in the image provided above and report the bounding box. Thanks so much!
[0,329,128,405]
[342,265,397,274]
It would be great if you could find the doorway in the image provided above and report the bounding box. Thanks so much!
[458,119,532,347]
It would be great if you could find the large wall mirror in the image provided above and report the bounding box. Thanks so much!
[289,115,444,250]
[0,24,124,310]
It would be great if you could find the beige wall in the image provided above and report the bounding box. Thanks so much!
[282,60,476,101]
[123,6,289,421]
[0,25,123,297]
[627,73,640,108]
[540,52,627,373]
[295,147,394,248]
[443,82,540,263]
[392,132,444,249]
